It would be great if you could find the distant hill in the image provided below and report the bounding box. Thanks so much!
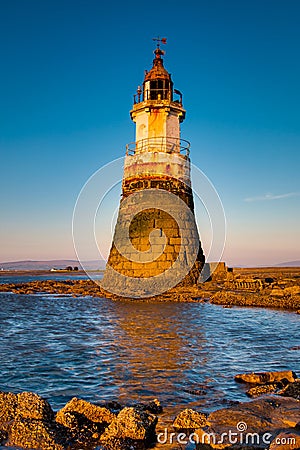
[0,260,106,271]
[274,260,300,267]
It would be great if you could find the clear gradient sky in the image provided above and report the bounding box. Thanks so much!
[0,0,299,266]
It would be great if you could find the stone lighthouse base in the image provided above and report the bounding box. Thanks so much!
[101,188,205,298]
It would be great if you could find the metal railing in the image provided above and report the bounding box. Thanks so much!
[125,137,190,157]
[133,89,183,105]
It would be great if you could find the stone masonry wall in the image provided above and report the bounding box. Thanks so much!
[103,175,205,292]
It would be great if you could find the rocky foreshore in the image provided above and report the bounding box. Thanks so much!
[0,265,300,311]
[1,371,300,449]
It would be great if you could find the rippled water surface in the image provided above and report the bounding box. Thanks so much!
[1,279,300,442]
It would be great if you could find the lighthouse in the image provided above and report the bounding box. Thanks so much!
[101,40,205,298]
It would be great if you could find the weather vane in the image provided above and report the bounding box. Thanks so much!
[152,36,167,49]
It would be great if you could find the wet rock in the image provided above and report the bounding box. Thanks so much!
[235,370,297,385]
[100,406,157,447]
[173,408,207,430]
[0,391,17,431]
[193,396,300,449]
[279,380,300,400]
[7,416,67,450]
[183,387,208,396]
[269,430,300,449]
[246,383,280,398]
[246,380,289,398]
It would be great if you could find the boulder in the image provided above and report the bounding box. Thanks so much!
[100,406,157,447]
[17,392,54,421]
[56,410,103,447]
[279,380,300,400]
[134,398,163,415]
[142,398,162,414]
[173,408,207,430]
[246,380,289,398]
[0,391,69,449]
[55,397,115,446]
[56,397,115,427]
[235,370,297,385]
[7,417,67,449]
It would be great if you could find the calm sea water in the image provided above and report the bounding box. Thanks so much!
[0,274,300,447]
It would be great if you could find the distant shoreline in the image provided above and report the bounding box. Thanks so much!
[0,269,104,277]
[0,266,299,311]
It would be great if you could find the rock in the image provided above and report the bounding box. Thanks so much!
[7,416,67,450]
[102,400,123,414]
[134,398,163,415]
[0,391,69,449]
[235,370,297,385]
[269,430,300,449]
[0,391,17,431]
[193,396,300,449]
[283,286,300,296]
[17,391,54,421]
[246,383,281,398]
[56,410,104,447]
[100,406,157,446]
[56,396,115,427]
[56,397,115,446]
[0,429,8,444]
[279,380,300,400]
[246,380,289,398]
[144,398,162,414]
[55,397,115,448]
[270,288,284,297]
[173,408,207,430]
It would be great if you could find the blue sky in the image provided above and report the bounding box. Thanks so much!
[0,0,299,266]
